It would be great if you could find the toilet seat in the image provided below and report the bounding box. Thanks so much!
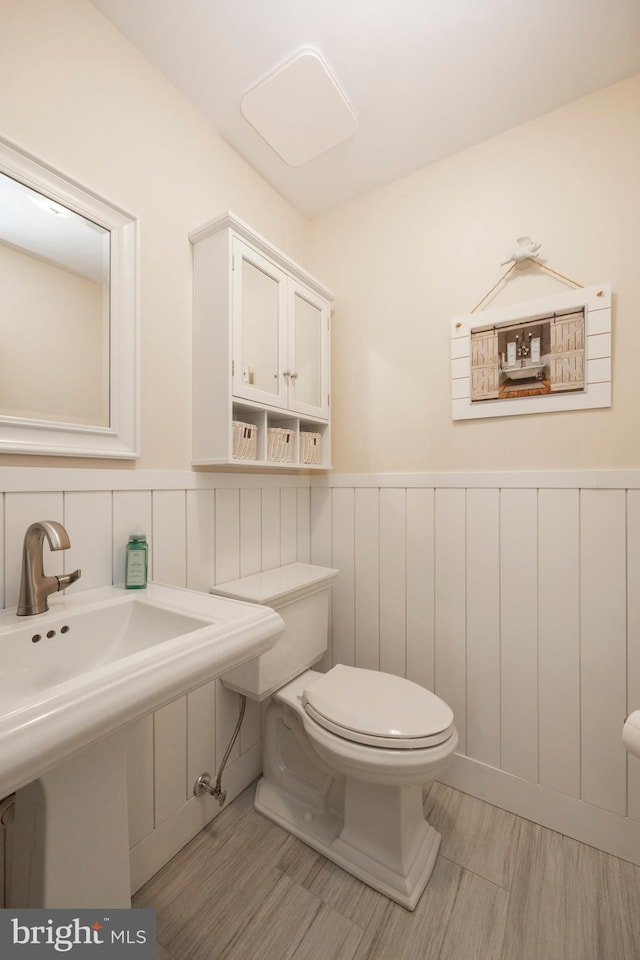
[303,664,454,749]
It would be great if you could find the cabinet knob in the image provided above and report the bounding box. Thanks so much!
[290,372,299,380]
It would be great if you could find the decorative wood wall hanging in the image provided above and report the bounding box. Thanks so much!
[450,282,611,421]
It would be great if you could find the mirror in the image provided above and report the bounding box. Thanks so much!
[0,136,139,458]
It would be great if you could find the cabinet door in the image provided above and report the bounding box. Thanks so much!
[287,281,330,419]
[232,239,288,407]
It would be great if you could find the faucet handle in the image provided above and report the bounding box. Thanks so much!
[57,569,82,590]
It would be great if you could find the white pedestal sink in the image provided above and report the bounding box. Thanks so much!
[0,583,284,908]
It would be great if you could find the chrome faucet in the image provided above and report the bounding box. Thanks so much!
[17,521,82,616]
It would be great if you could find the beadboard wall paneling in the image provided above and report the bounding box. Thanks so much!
[500,489,538,784]
[186,489,216,592]
[331,488,356,668]
[537,489,581,799]
[405,488,435,692]
[315,474,640,866]
[628,491,640,822]
[434,489,467,755]
[309,485,333,673]
[465,488,500,769]
[64,491,113,592]
[240,488,262,578]
[152,490,187,588]
[379,488,407,678]
[354,488,380,671]
[580,490,627,816]
[5,466,640,899]
[0,469,313,902]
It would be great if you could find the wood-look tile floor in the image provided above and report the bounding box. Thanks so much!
[134,781,640,960]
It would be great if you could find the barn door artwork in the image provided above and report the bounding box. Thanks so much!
[549,311,585,392]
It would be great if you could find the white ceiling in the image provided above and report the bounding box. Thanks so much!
[89,0,640,218]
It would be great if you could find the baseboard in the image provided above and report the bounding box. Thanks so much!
[129,743,262,894]
[441,753,640,865]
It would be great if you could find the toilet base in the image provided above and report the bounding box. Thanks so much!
[255,773,441,911]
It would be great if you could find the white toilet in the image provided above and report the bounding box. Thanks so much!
[212,562,458,910]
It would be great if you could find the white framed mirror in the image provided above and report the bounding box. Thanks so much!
[0,135,139,458]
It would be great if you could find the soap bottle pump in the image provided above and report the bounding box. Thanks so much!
[125,532,148,589]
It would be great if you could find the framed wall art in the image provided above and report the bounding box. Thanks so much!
[450,282,611,420]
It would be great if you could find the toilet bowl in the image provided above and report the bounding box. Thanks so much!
[212,563,458,910]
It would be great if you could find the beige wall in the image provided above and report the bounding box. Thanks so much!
[309,75,640,473]
[2,2,638,474]
[0,0,307,469]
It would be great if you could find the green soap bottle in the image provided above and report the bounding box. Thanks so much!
[125,533,148,589]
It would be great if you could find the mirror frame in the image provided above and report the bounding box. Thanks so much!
[0,135,139,458]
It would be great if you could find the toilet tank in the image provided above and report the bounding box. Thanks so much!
[211,563,339,701]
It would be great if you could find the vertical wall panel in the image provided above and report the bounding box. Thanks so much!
[126,715,155,846]
[466,488,501,768]
[406,488,435,692]
[240,698,263,755]
[379,488,406,678]
[64,491,112,592]
[186,488,215,592]
[500,489,538,783]
[296,486,311,563]
[627,491,640,821]
[354,488,380,671]
[261,488,281,571]
[331,488,356,667]
[538,489,581,798]
[113,491,153,586]
[311,486,334,668]
[310,487,332,566]
[187,680,217,790]
[435,488,467,753]
[154,697,188,826]
[214,488,240,585]
[152,490,187,587]
[280,487,297,565]
[0,494,5,611]
[239,487,262,577]
[5,492,64,607]
[216,681,242,769]
[581,489,627,815]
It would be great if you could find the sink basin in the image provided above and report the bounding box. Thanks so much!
[0,582,284,799]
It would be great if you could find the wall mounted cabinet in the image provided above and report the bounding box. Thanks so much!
[191,212,333,468]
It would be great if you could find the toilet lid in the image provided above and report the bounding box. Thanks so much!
[302,664,454,749]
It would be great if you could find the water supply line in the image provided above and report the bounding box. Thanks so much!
[193,694,247,807]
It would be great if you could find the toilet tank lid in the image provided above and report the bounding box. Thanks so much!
[210,562,339,605]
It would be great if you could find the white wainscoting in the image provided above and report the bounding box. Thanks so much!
[4,466,640,906]
[310,472,640,867]
[0,468,312,904]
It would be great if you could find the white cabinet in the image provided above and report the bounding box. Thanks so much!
[191,212,333,469]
